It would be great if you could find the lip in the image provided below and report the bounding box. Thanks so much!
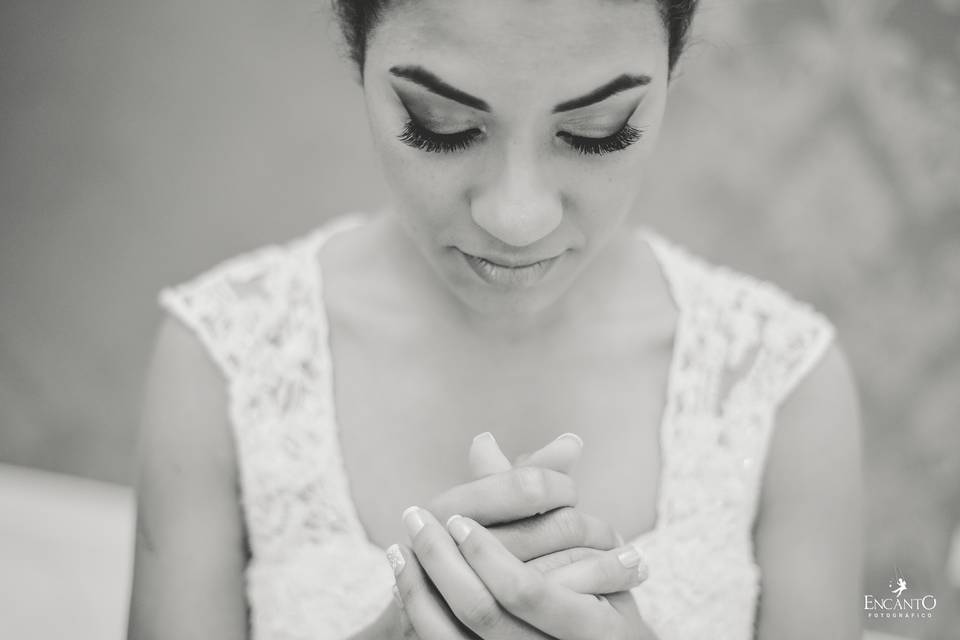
[457,249,564,288]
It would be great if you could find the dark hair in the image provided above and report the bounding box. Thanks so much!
[333,0,700,79]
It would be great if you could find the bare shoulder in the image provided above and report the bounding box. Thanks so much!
[752,336,864,638]
[136,314,239,490]
[762,337,862,510]
[127,315,249,638]
[783,338,860,424]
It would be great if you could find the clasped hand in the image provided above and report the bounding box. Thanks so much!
[371,433,655,640]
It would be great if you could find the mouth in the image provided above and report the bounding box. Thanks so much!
[456,249,564,288]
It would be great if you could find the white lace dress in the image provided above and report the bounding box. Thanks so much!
[157,212,836,640]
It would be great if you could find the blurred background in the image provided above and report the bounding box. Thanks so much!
[1,0,958,638]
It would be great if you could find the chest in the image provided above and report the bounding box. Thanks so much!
[327,310,677,549]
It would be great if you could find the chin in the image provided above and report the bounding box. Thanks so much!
[435,245,581,320]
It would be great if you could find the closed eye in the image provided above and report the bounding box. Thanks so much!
[396,117,644,156]
[557,123,644,156]
[398,119,483,153]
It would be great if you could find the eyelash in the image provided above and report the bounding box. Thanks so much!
[557,125,645,156]
[397,118,644,156]
[398,120,483,154]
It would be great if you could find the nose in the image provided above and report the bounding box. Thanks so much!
[471,146,562,248]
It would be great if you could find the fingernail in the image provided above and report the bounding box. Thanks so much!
[446,514,472,544]
[557,432,584,448]
[402,506,425,538]
[617,545,642,568]
[386,543,405,576]
[473,432,495,445]
[637,561,650,582]
[392,584,404,609]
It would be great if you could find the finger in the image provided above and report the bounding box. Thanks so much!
[468,432,512,479]
[489,507,620,561]
[526,547,603,573]
[403,507,552,639]
[514,433,583,474]
[606,591,652,635]
[388,574,418,639]
[393,589,421,640]
[387,543,472,639]
[447,515,614,640]
[427,467,578,526]
[545,544,649,594]
[346,587,407,640]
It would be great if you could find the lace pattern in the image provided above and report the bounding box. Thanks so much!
[631,231,835,639]
[159,214,393,638]
[157,215,835,639]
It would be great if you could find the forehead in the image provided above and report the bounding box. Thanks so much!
[368,0,667,102]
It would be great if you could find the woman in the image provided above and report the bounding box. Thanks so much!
[127,0,864,638]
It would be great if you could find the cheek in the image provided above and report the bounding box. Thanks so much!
[369,109,470,231]
[384,152,472,236]
[563,150,652,219]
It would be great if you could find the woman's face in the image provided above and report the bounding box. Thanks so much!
[362,0,670,320]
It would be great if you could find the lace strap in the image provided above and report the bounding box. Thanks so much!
[285,211,375,540]
[156,213,372,379]
[158,214,379,562]
[638,228,836,415]
[709,264,837,413]
[767,298,835,409]
[638,226,712,312]
[290,211,373,255]
[157,243,288,380]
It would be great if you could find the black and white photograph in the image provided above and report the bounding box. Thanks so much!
[1,0,959,638]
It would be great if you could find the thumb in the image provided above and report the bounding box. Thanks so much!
[468,432,512,479]
[515,433,583,474]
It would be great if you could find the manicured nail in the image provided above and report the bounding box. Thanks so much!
[392,584,404,609]
[473,432,495,444]
[386,544,405,576]
[402,506,425,538]
[446,514,472,544]
[617,545,642,568]
[557,432,584,448]
[637,560,650,582]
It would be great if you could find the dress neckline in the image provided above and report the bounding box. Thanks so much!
[302,214,688,549]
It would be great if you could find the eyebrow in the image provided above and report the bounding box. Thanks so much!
[388,65,651,114]
[552,74,652,112]
[390,65,491,112]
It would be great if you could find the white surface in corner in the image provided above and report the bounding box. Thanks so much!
[0,463,134,640]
